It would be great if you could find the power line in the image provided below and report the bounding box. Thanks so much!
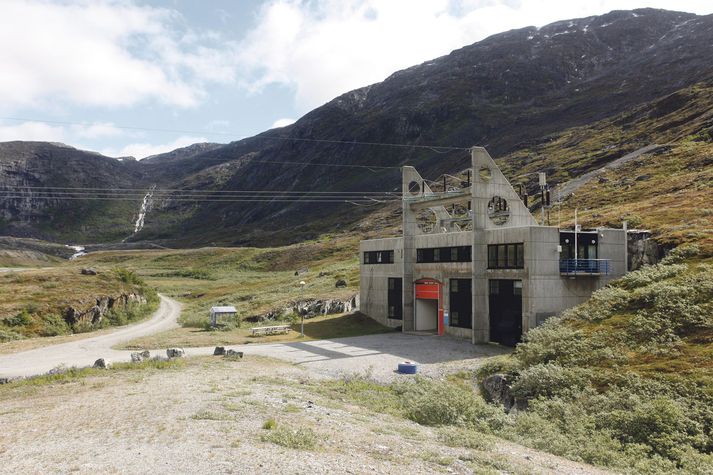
[2,186,401,195]
[0,194,395,204]
[0,116,471,153]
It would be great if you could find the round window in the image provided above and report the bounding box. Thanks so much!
[408,180,421,196]
[487,196,510,225]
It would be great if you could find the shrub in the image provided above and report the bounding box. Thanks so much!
[660,244,700,264]
[5,310,32,327]
[113,268,144,286]
[38,313,70,337]
[475,355,520,381]
[397,378,505,431]
[616,263,687,290]
[262,417,277,430]
[510,363,592,399]
[0,328,23,342]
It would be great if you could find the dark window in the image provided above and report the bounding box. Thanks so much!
[416,246,471,263]
[387,278,402,319]
[363,250,394,265]
[487,243,524,269]
[559,232,598,260]
[449,278,472,328]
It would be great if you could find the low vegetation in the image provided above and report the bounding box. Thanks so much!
[0,267,158,342]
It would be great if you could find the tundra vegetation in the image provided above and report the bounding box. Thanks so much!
[0,267,158,343]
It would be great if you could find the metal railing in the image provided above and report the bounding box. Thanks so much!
[559,258,610,275]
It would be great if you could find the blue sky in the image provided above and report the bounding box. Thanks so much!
[1,0,711,159]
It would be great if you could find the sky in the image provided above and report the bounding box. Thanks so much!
[1,0,711,159]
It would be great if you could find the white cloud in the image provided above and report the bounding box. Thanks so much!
[71,122,124,139]
[271,118,296,128]
[102,136,209,160]
[0,0,237,111]
[236,0,713,111]
[0,122,66,142]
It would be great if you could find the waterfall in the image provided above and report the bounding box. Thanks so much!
[134,186,155,233]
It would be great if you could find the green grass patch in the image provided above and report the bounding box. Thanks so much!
[260,426,319,450]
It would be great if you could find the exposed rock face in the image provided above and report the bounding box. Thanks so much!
[248,294,360,323]
[63,292,147,327]
[628,231,663,270]
[481,373,528,413]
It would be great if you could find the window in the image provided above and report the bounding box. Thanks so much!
[487,243,524,269]
[416,246,472,263]
[449,278,471,328]
[559,232,598,260]
[363,250,394,265]
[387,278,402,319]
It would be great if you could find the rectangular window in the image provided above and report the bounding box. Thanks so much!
[488,243,525,269]
[363,250,394,265]
[387,278,402,319]
[417,246,472,263]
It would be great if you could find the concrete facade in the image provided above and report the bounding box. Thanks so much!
[359,147,627,345]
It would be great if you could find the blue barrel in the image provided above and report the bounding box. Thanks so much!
[398,361,418,374]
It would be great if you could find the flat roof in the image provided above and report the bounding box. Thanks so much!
[210,306,237,313]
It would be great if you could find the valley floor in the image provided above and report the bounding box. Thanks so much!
[0,354,611,474]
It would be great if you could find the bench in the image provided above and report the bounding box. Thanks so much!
[250,325,291,337]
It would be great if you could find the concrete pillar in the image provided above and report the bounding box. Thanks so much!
[401,166,420,332]
[471,148,490,343]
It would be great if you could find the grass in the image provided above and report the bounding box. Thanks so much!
[0,357,186,393]
[118,311,392,349]
[260,426,320,450]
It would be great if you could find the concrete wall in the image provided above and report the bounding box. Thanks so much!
[359,237,403,328]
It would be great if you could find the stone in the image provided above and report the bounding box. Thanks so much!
[166,348,185,359]
[225,349,243,360]
[93,358,109,369]
[481,373,515,412]
[335,279,347,288]
[81,268,98,275]
[0,377,13,385]
[131,350,151,363]
[213,346,226,356]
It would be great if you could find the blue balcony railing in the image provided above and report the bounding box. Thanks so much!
[559,259,610,275]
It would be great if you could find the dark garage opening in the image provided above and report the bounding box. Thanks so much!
[489,279,522,346]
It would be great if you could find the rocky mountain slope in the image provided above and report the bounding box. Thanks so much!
[0,8,711,247]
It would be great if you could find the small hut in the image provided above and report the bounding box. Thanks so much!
[210,305,237,327]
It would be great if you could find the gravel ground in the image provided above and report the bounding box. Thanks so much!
[0,356,613,475]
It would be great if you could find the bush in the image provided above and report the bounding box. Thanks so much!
[113,268,144,286]
[0,328,23,342]
[38,313,70,337]
[5,310,32,327]
[616,263,687,290]
[510,363,592,399]
[397,378,505,431]
[660,244,700,265]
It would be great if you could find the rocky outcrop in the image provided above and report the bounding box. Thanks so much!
[247,294,360,323]
[627,231,664,270]
[481,373,527,413]
[63,292,147,326]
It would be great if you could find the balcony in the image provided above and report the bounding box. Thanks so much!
[560,258,610,276]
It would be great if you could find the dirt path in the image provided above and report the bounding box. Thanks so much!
[0,294,181,378]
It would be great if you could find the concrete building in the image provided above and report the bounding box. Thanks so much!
[359,147,627,345]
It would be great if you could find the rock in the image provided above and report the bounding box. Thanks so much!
[131,350,151,363]
[80,268,98,275]
[335,279,347,288]
[213,346,226,356]
[225,349,243,360]
[481,373,515,412]
[635,174,651,181]
[0,377,13,385]
[93,358,109,369]
[318,271,327,277]
[166,348,185,359]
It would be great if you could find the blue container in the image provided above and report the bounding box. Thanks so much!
[398,361,418,374]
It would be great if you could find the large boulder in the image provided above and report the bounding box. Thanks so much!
[131,350,151,362]
[225,349,243,360]
[481,373,515,411]
[166,348,185,359]
[335,279,347,288]
[80,268,98,275]
[213,346,226,356]
[93,358,109,369]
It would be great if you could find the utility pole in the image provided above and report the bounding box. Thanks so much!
[538,172,547,226]
[299,280,306,337]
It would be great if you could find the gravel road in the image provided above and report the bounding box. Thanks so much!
[0,294,181,378]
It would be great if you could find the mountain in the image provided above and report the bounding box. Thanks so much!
[1,8,711,248]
